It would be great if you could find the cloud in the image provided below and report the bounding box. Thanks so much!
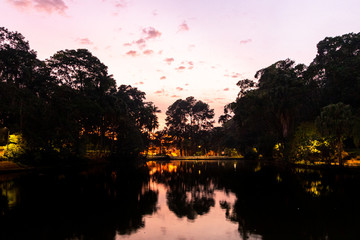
[135,38,147,49]
[185,83,189,86]
[78,38,93,45]
[171,95,180,98]
[126,50,138,57]
[224,88,229,91]
[240,39,252,44]
[176,66,186,71]
[225,72,242,78]
[164,58,174,65]
[152,9,158,16]
[135,81,144,85]
[232,73,242,78]
[135,38,146,45]
[154,89,165,95]
[187,61,194,69]
[178,21,189,32]
[123,42,132,47]
[114,0,128,8]
[142,27,162,40]
[143,49,154,55]
[8,0,68,14]
[176,87,183,91]
[160,76,166,80]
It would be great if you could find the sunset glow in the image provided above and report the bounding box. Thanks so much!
[1,0,360,128]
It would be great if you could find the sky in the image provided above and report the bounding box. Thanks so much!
[1,0,360,129]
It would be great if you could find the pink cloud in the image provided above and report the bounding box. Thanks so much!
[152,9,158,16]
[232,73,242,78]
[176,66,186,71]
[224,88,229,91]
[114,0,128,8]
[123,42,132,47]
[187,61,194,69]
[135,81,144,85]
[135,38,145,44]
[142,27,162,40]
[8,0,68,14]
[240,39,252,44]
[164,58,174,65]
[154,89,165,95]
[176,87,183,91]
[160,76,166,80]
[171,95,180,98]
[126,50,138,57]
[185,83,189,86]
[143,49,154,55]
[78,38,93,45]
[178,21,189,32]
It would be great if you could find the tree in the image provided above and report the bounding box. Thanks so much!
[230,59,310,159]
[309,32,360,108]
[47,49,116,96]
[165,97,214,156]
[316,102,352,166]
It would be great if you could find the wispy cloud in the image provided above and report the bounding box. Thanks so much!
[8,0,68,14]
[77,38,93,45]
[171,95,180,98]
[176,66,186,71]
[134,81,144,85]
[224,88,229,91]
[231,73,242,78]
[178,21,189,32]
[114,0,128,8]
[176,87,184,91]
[154,89,165,95]
[142,27,162,40]
[164,58,174,65]
[135,38,146,48]
[240,38,252,45]
[126,50,138,57]
[123,42,132,47]
[143,49,154,55]
[160,76,166,80]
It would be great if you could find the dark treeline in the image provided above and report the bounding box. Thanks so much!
[1,26,360,164]
[0,27,159,162]
[220,32,360,163]
[160,32,360,164]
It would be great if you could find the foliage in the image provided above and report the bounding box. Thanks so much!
[316,102,353,165]
[0,27,159,162]
[165,97,214,156]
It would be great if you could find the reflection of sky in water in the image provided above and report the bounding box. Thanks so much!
[116,160,262,240]
[116,179,247,240]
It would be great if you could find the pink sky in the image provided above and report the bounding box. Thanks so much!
[1,0,360,128]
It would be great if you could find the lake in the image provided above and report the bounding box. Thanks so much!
[1,160,360,240]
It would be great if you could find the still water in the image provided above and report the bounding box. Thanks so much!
[1,160,360,240]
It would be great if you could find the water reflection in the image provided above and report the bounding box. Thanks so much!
[0,165,158,240]
[1,161,360,239]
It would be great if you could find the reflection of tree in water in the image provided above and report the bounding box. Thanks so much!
[221,164,360,240]
[0,164,158,240]
[150,161,238,220]
[150,161,360,239]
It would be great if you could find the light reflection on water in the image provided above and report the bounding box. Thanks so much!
[1,160,360,239]
[115,178,242,240]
